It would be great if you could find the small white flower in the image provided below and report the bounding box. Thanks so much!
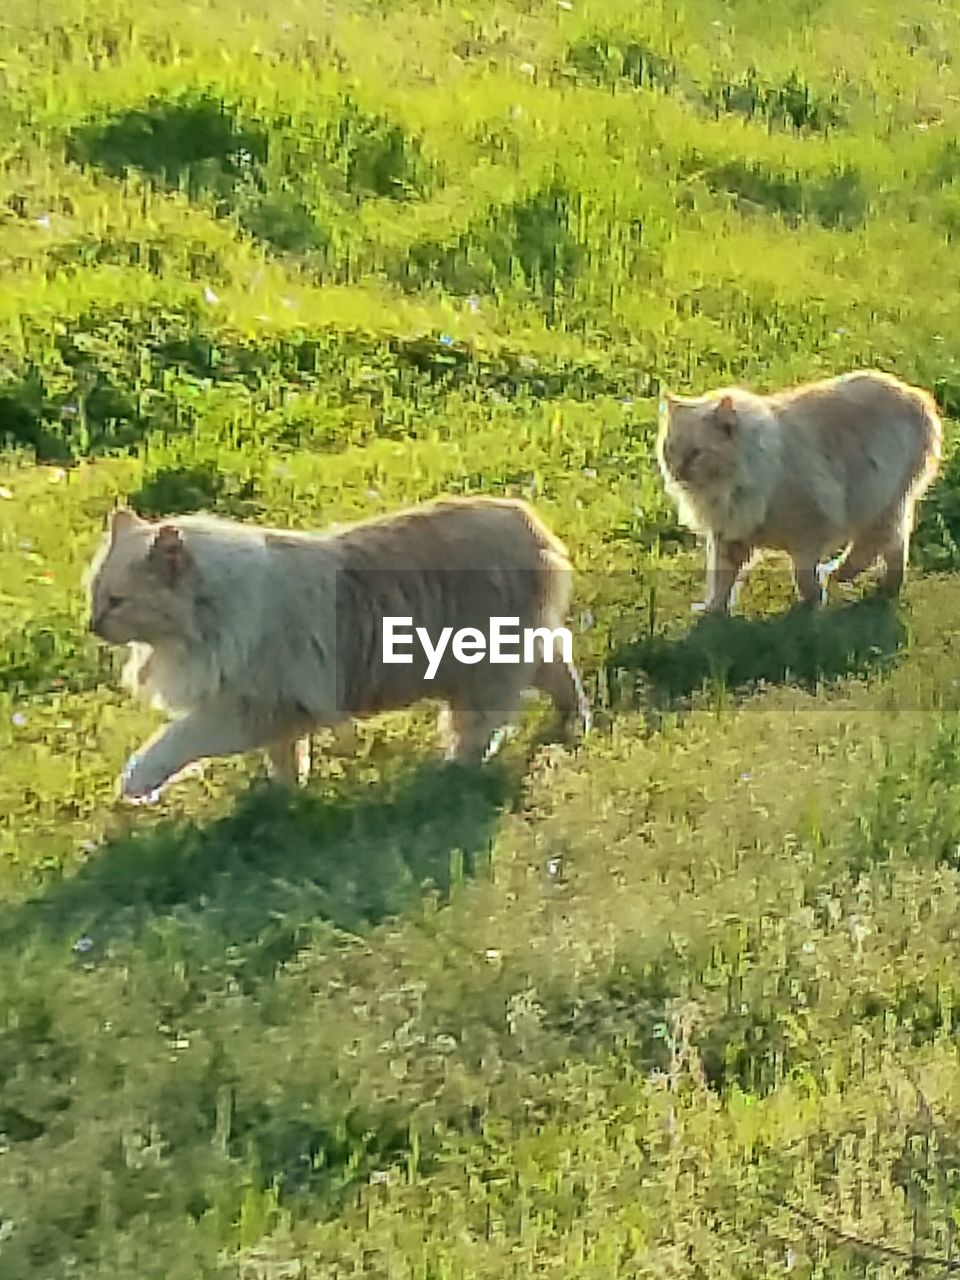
[370,1170,390,1185]
[73,936,94,954]
[202,286,219,305]
[802,940,816,954]
[0,486,11,499]
[11,712,26,727]
[518,62,536,77]
[582,467,597,479]
[485,948,501,961]
[35,214,51,229]
[740,772,752,782]
[547,856,562,878]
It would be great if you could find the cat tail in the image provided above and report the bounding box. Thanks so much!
[911,385,943,496]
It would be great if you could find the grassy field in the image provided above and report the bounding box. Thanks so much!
[7,0,960,1275]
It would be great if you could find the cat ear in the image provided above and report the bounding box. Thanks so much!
[658,391,677,418]
[147,523,189,585]
[715,394,738,432]
[109,507,143,540]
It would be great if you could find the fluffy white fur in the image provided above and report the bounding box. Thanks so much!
[656,369,942,612]
[86,498,590,800]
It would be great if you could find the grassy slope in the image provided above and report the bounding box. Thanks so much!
[4,0,960,1275]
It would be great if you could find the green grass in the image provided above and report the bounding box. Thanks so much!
[5,0,960,1275]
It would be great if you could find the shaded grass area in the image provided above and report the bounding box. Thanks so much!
[609,596,908,706]
[4,756,517,963]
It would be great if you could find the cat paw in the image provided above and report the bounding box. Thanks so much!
[118,779,163,807]
[118,752,166,804]
[798,589,827,610]
[816,557,843,589]
[484,723,519,761]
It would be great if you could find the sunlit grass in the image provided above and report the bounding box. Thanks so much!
[3,0,960,1276]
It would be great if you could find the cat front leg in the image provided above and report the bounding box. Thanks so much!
[120,701,271,800]
[266,734,312,787]
[702,534,752,614]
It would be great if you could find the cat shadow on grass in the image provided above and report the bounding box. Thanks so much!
[1,741,540,980]
[606,595,908,712]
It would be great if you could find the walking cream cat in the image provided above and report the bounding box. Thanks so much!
[656,369,942,613]
[86,498,590,801]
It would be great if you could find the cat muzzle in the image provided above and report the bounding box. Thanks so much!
[89,609,109,638]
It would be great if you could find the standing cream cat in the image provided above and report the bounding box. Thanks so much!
[656,369,942,613]
[86,497,590,801]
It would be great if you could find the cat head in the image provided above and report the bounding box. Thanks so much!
[657,390,742,494]
[87,509,200,646]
